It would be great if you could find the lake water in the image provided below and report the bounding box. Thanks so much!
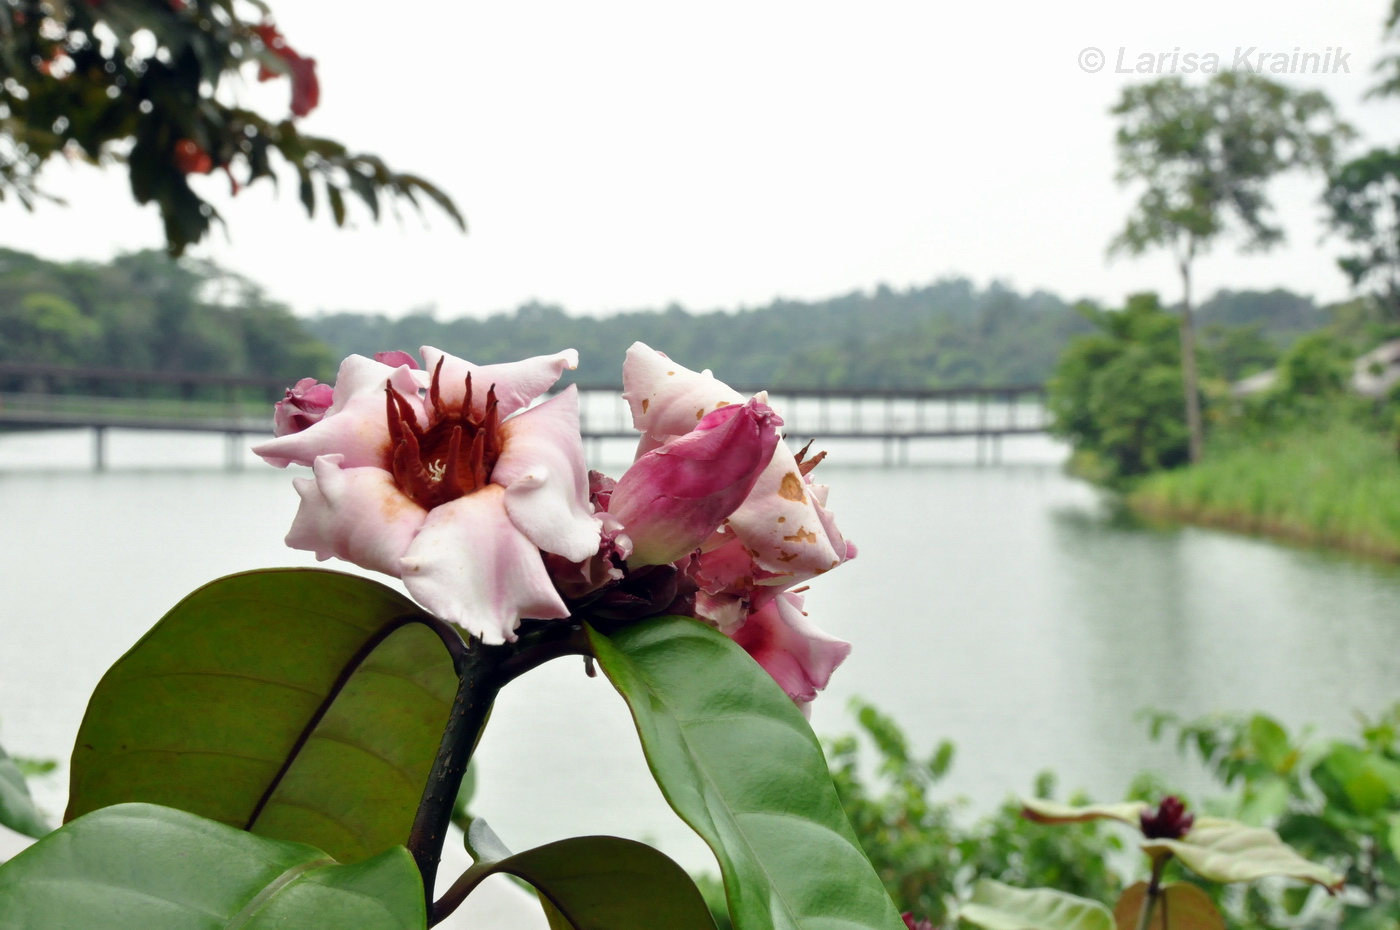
[2,428,1399,873]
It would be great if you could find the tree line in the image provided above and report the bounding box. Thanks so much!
[0,245,1332,392]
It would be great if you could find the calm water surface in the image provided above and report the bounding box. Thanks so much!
[2,429,1399,871]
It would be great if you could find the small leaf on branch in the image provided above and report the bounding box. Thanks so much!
[436,830,717,930]
[587,615,906,930]
[1021,798,1149,827]
[958,879,1114,930]
[0,743,51,840]
[1112,882,1223,930]
[1140,817,1344,892]
[0,803,424,928]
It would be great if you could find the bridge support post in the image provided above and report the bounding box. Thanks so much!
[226,432,244,471]
[93,426,107,472]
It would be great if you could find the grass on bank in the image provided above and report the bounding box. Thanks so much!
[1128,422,1400,561]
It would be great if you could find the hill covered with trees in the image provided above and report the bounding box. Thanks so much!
[0,249,333,380]
[307,281,1328,389]
[0,248,1331,390]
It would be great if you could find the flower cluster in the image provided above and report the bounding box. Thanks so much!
[255,342,854,706]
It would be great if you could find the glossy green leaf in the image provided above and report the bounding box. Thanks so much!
[0,743,51,839]
[438,818,716,930]
[1141,817,1344,891]
[0,802,425,928]
[67,568,460,864]
[1021,798,1148,827]
[1112,882,1223,930]
[959,879,1114,930]
[587,616,905,930]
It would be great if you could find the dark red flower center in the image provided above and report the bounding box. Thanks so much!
[385,358,502,510]
[1139,795,1194,840]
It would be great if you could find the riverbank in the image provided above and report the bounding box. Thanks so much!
[1128,423,1400,562]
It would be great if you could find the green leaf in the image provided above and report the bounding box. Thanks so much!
[1318,745,1400,816]
[328,185,348,226]
[959,879,1114,930]
[0,743,51,839]
[1141,817,1344,891]
[440,818,716,930]
[0,803,424,928]
[1239,777,1292,826]
[67,568,460,864]
[586,616,905,930]
[1247,715,1293,774]
[1112,882,1223,930]
[1021,798,1148,827]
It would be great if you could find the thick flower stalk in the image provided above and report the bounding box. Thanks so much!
[254,347,601,644]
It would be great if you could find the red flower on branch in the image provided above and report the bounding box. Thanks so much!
[173,139,213,175]
[252,22,320,117]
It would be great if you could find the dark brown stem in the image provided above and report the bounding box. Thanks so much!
[409,639,506,912]
[1135,854,1171,930]
[421,622,592,925]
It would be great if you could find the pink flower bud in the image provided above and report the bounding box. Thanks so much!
[272,377,334,437]
[610,398,782,567]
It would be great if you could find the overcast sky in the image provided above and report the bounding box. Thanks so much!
[5,0,1396,318]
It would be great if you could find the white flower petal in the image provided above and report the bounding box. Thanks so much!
[725,440,849,582]
[621,342,744,444]
[285,455,427,576]
[491,386,602,563]
[420,346,578,419]
[400,486,569,644]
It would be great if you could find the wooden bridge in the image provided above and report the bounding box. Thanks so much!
[0,363,1049,469]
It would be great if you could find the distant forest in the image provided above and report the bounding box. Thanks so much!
[0,249,1332,389]
[308,283,1328,389]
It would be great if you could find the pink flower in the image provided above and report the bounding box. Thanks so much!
[253,348,601,644]
[622,343,853,587]
[728,588,850,705]
[272,377,334,437]
[610,398,782,567]
[617,342,854,704]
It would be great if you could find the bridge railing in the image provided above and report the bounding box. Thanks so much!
[0,364,1050,446]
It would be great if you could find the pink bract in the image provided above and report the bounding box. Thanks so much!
[610,398,783,568]
[271,377,334,437]
[622,342,853,586]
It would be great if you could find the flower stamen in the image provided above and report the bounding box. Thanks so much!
[385,366,503,509]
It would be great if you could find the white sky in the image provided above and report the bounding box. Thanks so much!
[5,0,1397,318]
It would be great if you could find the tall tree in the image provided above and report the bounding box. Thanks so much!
[1324,2,1400,322]
[1325,149,1400,321]
[1109,73,1350,462]
[0,0,463,255]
